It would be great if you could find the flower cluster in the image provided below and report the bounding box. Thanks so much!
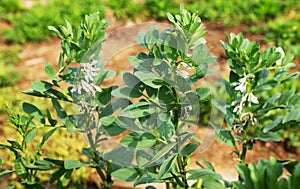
[78,99,99,122]
[232,74,254,93]
[71,55,102,123]
[71,55,102,97]
[231,74,259,114]
[232,91,259,114]
[231,73,260,129]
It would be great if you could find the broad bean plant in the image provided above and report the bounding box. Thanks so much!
[0,5,299,189]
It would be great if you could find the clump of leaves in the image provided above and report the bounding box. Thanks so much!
[233,157,300,189]
[220,33,299,165]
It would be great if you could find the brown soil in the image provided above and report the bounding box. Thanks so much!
[1,17,299,188]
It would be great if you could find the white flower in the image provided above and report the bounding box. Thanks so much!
[233,102,243,114]
[248,92,259,106]
[71,55,102,97]
[232,91,259,114]
[275,47,285,66]
[232,74,254,93]
[233,93,248,113]
[81,60,100,82]
[240,112,257,126]
[71,80,102,97]
[71,83,82,95]
[233,76,247,93]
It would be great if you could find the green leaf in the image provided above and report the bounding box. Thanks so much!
[145,186,157,189]
[289,93,300,105]
[158,85,175,105]
[203,180,225,189]
[142,142,177,166]
[24,128,38,143]
[136,32,146,49]
[38,128,57,151]
[120,133,156,150]
[7,140,22,151]
[64,160,88,170]
[255,79,278,91]
[256,132,280,142]
[31,80,53,92]
[118,117,142,132]
[281,72,300,83]
[96,70,115,86]
[235,164,253,189]
[112,87,143,98]
[158,154,177,178]
[196,87,211,100]
[51,99,68,124]
[292,162,300,187]
[278,89,295,105]
[104,146,134,167]
[14,157,27,176]
[200,157,215,171]
[101,123,126,136]
[100,116,116,126]
[45,62,56,80]
[46,109,57,126]
[111,168,139,182]
[82,148,94,159]
[263,117,283,133]
[43,158,64,166]
[174,74,191,92]
[21,158,53,171]
[134,71,160,88]
[123,72,141,88]
[122,101,156,118]
[50,167,68,183]
[263,93,281,108]
[24,182,45,189]
[179,143,198,156]
[216,129,235,146]
[187,169,223,180]
[265,52,281,67]
[191,43,213,71]
[22,102,45,124]
[134,171,159,186]
[283,109,300,123]
[5,186,15,189]
[48,26,63,38]
[47,89,68,101]
[0,170,14,178]
[212,100,226,115]
[96,87,113,106]
[157,122,175,140]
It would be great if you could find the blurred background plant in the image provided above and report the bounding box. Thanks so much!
[1,0,299,59]
[4,0,105,43]
[0,45,21,87]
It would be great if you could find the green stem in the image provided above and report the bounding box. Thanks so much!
[166,182,171,189]
[88,127,113,188]
[177,155,188,188]
[171,86,188,188]
[95,165,108,188]
[240,144,247,164]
